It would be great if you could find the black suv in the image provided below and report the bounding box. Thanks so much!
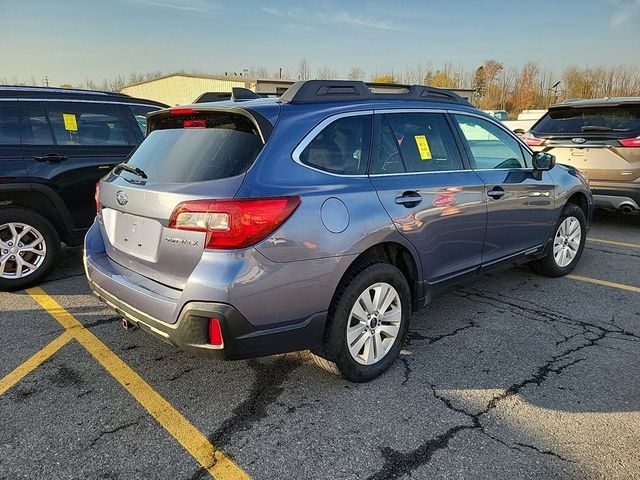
[0,86,166,290]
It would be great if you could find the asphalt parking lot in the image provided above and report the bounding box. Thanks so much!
[1,211,639,480]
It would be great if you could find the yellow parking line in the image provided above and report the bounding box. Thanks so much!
[26,287,249,480]
[589,237,640,249]
[0,331,73,395]
[567,274,640,294]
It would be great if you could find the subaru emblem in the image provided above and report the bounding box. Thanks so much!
[116,191,128,206]
[572,138,586,144]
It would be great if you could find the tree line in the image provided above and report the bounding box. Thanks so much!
[3,58,639,116]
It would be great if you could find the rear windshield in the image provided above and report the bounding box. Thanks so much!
[533,105,640,137]
[124,112,263,183]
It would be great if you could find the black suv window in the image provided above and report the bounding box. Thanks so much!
[0,102,20,145]
[43,102,130,146]
[129,105,160,136]
[299,115,371,175]
[454,114,527,169]
[371,113,463,174]
[21,102,55,145]
[533,105,640,137]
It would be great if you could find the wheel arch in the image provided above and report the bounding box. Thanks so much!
[0,184,74,243]
[334,241,422,313]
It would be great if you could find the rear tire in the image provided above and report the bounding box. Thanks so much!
[311,262,411,382]
[0,208,60,291]
[530,203,586,277]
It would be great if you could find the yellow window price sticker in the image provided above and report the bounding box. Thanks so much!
[414,135,432,160]
[62,113,78,131]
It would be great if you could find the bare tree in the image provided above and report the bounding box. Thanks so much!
[316,66,338,80]
[347,66,365,81]
[297,58,310,80]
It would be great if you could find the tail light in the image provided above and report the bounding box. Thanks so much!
[168,196,301,249]
[619,137,640,147]
[95,181,101,211]
[522,132,545,147]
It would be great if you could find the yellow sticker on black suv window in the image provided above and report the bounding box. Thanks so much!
[62,113,78,131]
[414,135,432,160]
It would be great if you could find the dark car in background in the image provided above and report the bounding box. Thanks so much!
[0,86,166,290]
[523,97,640,215]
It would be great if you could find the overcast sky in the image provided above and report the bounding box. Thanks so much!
[1,0,639,86]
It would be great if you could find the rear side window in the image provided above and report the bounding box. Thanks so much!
[299,115,371,175]
[129,105,161,136]
[454,114,526,169]
[533,106,640,136]
[0,102,20,145]
[125,112,263,183]
[21,102,54,145]
[43,102,130,146]
[371,113,463,174]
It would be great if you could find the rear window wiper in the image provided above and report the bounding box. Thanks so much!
[114,163,148,179]
[581,125,629,132]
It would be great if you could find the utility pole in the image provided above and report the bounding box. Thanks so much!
[43,76,50,87]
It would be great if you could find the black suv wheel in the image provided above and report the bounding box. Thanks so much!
[0,208,60,291]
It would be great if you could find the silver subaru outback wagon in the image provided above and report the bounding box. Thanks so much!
[85,81,592,382]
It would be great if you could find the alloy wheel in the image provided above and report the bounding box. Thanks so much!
[346,282,402,365]
[0,222,47,279]
[553,216,581,268]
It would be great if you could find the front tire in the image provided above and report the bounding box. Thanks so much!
[0,208,60,291]
[531,203,586,277]
[312,263,411,382]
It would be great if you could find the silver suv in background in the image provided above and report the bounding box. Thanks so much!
[524,98,640,215]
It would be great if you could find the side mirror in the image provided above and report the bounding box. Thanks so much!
[532,152,555,171]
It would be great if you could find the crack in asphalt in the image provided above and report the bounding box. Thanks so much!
[586,245,640,258]
[188,357,301,480]
[399,356,412,386]
[168,367,194,382]
[89,417,143,447]
[82,316,122,330]
[365,288,622,479]
[405,320,478,347]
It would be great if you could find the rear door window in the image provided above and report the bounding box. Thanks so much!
[298,115,372,175]
[125,111,263,183]
[0,102,20,145]
[128,104,161,136]
[21,102,55,145]
[373,113,464,174]
[454,114,527,169]
[533,106,640,137]
[43,101,132,146]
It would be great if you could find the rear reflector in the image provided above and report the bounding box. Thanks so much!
[522,132,545,147]
[619,137,640,147]
[168,196,301,249]
[208,317,223,346]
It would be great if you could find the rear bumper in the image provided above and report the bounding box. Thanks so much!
[590,185,640,210]
[84,221,334,359]
[89,278,326,359]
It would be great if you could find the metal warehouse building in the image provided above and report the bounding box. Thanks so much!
[120,73,296,106]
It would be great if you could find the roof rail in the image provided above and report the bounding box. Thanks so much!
[280,80,469,105]
[0,85,129,97]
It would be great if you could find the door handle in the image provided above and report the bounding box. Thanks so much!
[487,187,505,199]
[395,191,422,208]
[34,154,68,163]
